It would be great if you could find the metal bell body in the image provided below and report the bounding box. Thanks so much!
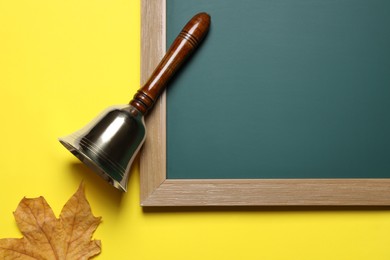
[59,104,146,192]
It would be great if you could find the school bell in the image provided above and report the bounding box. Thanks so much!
[59,13,210,191]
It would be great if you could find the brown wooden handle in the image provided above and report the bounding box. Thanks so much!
[130,12,211,114]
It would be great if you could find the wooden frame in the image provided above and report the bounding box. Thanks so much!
[139,0,390,206]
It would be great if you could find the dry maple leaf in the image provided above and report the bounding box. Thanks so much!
[0,183,102,260]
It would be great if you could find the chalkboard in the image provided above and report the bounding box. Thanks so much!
[139,0,390,206]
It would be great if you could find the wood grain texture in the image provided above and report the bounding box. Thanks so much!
[140,0,166,203]
[140,0,390,206]
[141,179,390,206]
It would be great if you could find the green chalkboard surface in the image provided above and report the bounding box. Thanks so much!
[166,0,390,180]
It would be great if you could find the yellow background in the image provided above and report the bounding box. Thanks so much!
[1,0,390,259]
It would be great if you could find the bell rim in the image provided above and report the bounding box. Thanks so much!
[58,136,128,192]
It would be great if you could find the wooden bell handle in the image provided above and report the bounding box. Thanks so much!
[130,12,211,114]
